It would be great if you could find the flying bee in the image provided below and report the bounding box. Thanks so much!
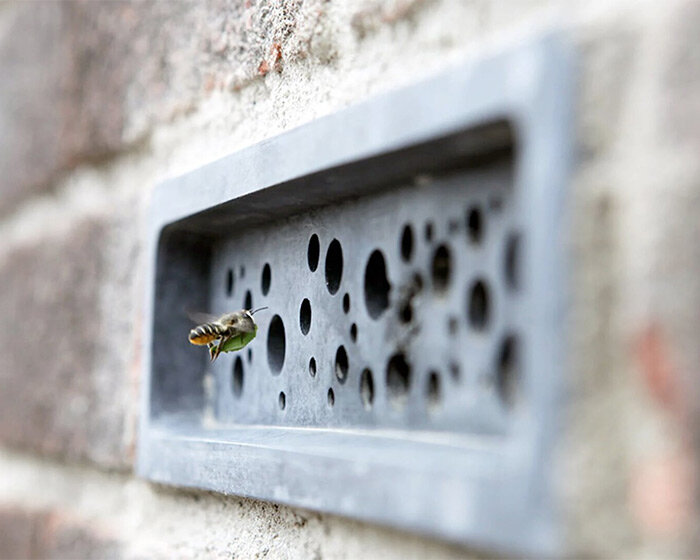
[188,307,268,361]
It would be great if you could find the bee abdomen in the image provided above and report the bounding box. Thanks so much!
[188,323,224,345]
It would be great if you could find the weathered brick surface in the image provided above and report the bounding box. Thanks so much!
[0,506,121,559]
[0,0,431,217]
[0,208,139,469]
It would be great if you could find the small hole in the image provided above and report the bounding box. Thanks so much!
[468,279,491,331]
[360,368,374,409]
[327,388,335,407]
[261,263,271,295]
[411,273,424,293]
[448,219,460,235]
[278,391,286,410]
[247,348,253,363]
[364,249,390,319]
[426,371,441,411]
[226,269,234,296]
[342,293,350,314]
[240,265,245,279]
[350,323,358,342]
[325,239,343,295]
[309,357,317,377]
[399,301,413,323]
[466,206,483,244]
[267,315,286,374]
[448,316,458,336]
[497,335,520,409]
[505,233,521,291]
[308,234,320,272]
[490,196,503,212]
[400,224,414,262]
[386,353,411,408]
[335,346,349,384]
[244,290,253,311]
[424,222,434,242]
[449,362,461,382]
[232,356,244,397]
[300,299,311,335]
[431,244,451,293]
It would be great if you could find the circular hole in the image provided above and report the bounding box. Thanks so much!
[497,335,520,409]
[247,348,253,364]
[342,293,350,314]
[244,290,253,311]
[325,239,343,295]
[350,323,358,342]
[240,265,245,279]
[327,388,335,407]
[466,206,483,244]
[309,357,317,377]
[278,391,286,410]
[386,353,411,408]
[424,222,434,242]
[267,315,286,374]
[449,362,461,382]
[426,371,441,411]
[431,244,451,293]
[505,233,521,291]
[360,368,374,410]
[400,224,414,262]
[448,316,458,336]
[467,279,491,331]
[226,269,235,296]
[364,249,390,319]
[308,234,320,272]
[261,263,271,295]
[335,346,349,384]
[299,299,311,335]
[399,301,413,323]
[232,356,244,397]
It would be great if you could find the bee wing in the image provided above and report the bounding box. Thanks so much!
[186,310,220,324]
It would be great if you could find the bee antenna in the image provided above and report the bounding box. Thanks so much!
[250,306,269,316]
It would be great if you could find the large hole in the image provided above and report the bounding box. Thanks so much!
[497,335,520,410]
[505,233,521,291]
[261,263,271,295]
[335,346,349,384]
[468,279,491,331]
[364,250,390,319]
[267,315,286,374]
[400,224,414,262]
[232,356,244,398]
[426,371,441,411]
[466,206,483,244]
[386,353,411,408]
[325,239,343,295]
[226,269,234,296]
[360,368,374,410]
[308,234,320,272]
[431,244,451,293]
[299,299,311,335]
[244,290,253,311]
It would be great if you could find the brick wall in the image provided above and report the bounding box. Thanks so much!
[1,1,699,558]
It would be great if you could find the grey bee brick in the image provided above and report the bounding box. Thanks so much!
[0,212,139,469]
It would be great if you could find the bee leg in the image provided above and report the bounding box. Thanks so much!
[207,342,217,361]
[211,336,230,362]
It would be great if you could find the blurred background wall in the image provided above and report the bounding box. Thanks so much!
[0,0,699,558]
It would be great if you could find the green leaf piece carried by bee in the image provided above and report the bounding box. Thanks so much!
[218,324,258,353]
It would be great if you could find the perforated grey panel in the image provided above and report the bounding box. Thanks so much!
[210,160,520,434]
[138,32,572,557]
